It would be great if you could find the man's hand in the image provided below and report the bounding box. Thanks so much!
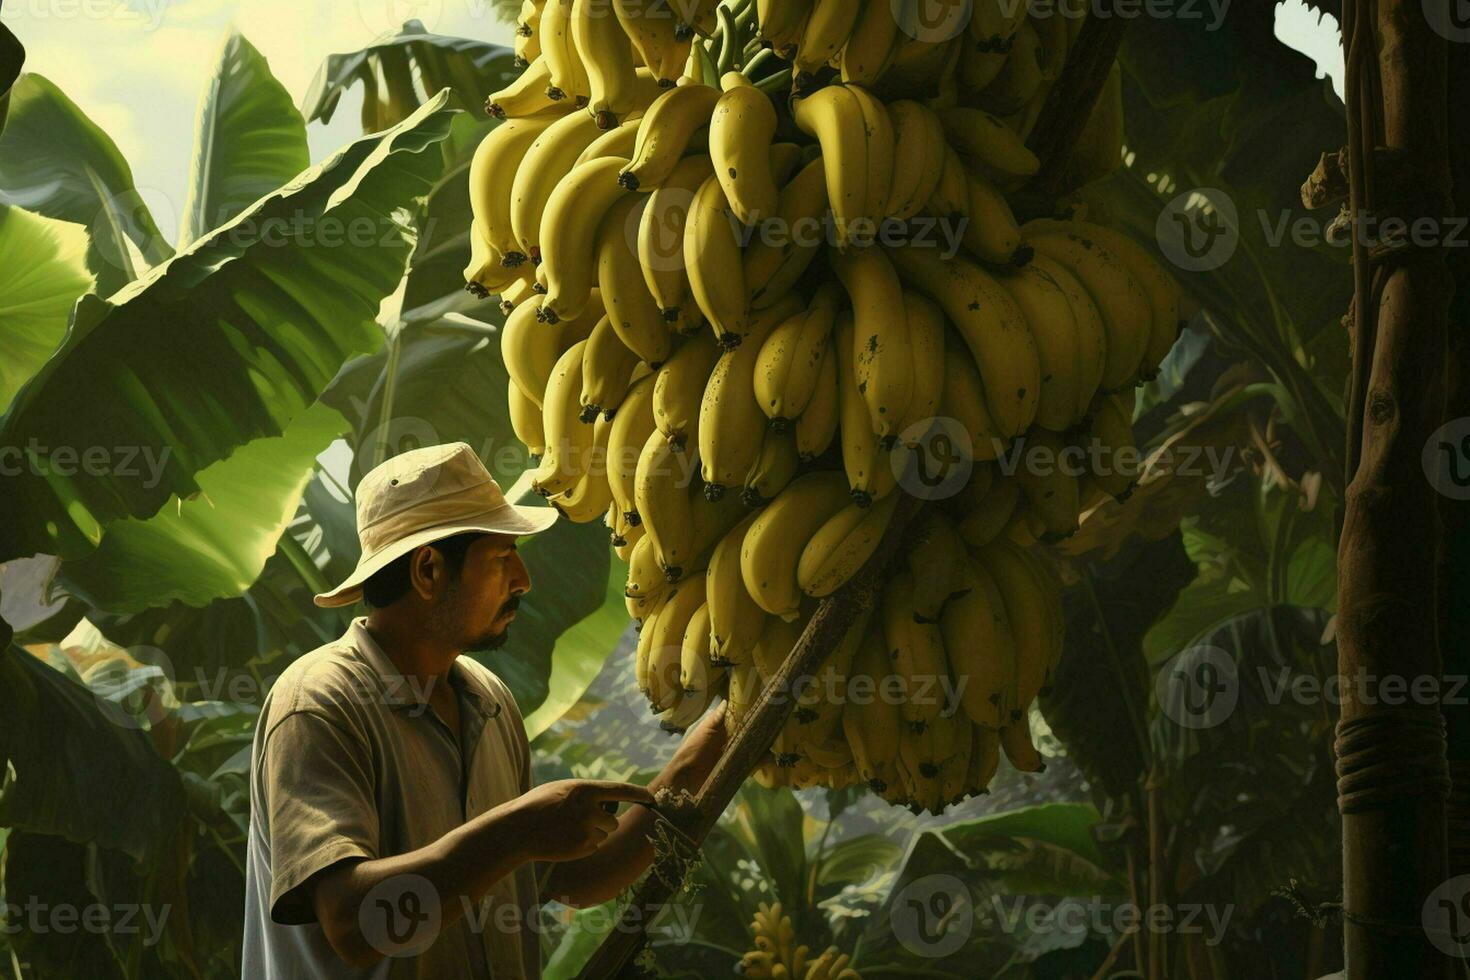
[663,702,729,785]
[503,779,655,862]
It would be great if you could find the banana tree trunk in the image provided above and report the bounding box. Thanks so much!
[1336,0,1453,975]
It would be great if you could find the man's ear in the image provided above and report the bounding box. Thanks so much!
[408,545,446,601]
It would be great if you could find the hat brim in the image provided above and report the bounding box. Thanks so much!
[312,502,559,609]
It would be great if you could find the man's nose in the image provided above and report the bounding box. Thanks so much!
[509,552,531,596]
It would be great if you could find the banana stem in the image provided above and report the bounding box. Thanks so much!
[574,493,928,978]
[753,66,791,96]
[741,45,776,80]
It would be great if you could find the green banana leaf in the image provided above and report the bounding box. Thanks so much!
[0,637,186,863]
[178,31,310,249]
[0,73,173,295]
[0,93,455,565]
[521,556,628,739]
[55,401,347,613]
[0,205,94,410]
[302,19,518,131]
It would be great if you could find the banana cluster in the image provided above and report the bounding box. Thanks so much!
[740,902,860,980]
[474,0,1183,814]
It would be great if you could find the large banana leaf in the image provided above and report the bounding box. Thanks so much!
[55,401,347,612]
[0,93,456,564]
[178,31,310,249]
[0,73,172,294]
[302,19,518,131]
[0,205,93,410]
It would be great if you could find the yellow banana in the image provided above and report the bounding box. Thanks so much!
[967,725,1002,792]
[958,474,1020,547]
[678,600,714,690]
[726,659,763,734]
[1023,225,1151,392]
[710,73,780,225]
[1084,390,1139,499]
[580,313,642,420]
[792,85,868,249]
[905,510,966,623]
[699,295,805,499]
[532,339,594,497]
[653,329,721,449]
[607,372,657,527]
[743,427,801,507]
[741,470,851,620]
[882,571,950,729]
[509,379,547,457]
[753,282,841,428]
[549,413,614,522]
[938,345,1005,463]
[834,313,898,507]
[797,490,899,598]
[510,110,605,261]
[684,172,750,348]
[487,57,563,119]
[792,0,863,81]
[974,20,1043,116]
[574,113,642,167]
[465,221,530,297]
[634,427,700,579]
[572,0,645,128]
[621,83,722,190]
[646,576,706,710]
[638,152,715,322]
[468,112,561,269]
[924,141,969,222]
[839,0,901,86]
[888,243,1039,438]
[743,155,829,309]
[756,0,812,59]
[1000,719,1045,772]
[893,289,946,447]
[831,244,912,441]
[974,538,1051,718]
[501,296,598,409]
[1011,426,1082,540]
[751,609,805,685]
[539,156,634,323]
[960,169,1024,263]
[941,558,1017,729]
[843,629,903,791]
[598,194,676,365]
[706,511,765,665]
[1027,252,1106,425]
[540,0,592,103]
[612,0,676,85]
[794,337,841,461]
[847,83,894,227]
[514,0,546,66]
[885,99,946,221]
[937,106,1041,181]
[992,260,1083,431]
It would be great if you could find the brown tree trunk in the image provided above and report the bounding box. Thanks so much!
[1336,1,1453,976]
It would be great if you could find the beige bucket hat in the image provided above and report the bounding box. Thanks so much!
[313,442,559,608]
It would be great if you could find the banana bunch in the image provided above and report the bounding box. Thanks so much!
[472,1,1186,809]
[739,902,861,980]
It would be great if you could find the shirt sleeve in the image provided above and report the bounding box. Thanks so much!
[260,710,379,925]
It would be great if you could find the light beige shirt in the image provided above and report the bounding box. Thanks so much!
[242,619,541,979]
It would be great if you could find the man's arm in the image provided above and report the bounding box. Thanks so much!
[540,705,729,908]
[308,778,653,968]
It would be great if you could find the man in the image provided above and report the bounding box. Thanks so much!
[243,442,727,978]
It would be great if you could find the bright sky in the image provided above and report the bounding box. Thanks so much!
[3,0,1341,250]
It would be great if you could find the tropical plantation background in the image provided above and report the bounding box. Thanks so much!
[0,1,1359,976]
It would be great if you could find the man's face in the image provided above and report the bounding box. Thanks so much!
[430,534,530,653]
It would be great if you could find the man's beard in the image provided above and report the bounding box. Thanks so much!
[432,584,518,653]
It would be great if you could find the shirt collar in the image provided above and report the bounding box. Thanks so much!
[347,617,502,722]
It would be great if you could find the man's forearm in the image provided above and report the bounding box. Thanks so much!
[541,740,722,908]
[317,802,531,966]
